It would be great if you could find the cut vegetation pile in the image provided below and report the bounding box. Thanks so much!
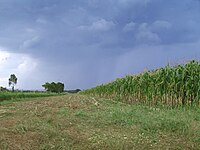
[81,60,200,107]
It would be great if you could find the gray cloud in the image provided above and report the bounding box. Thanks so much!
[0,0,200,90]
[123,22,136,32]
[78,19,116,32]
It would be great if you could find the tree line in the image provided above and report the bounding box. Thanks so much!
[0,74,65,93]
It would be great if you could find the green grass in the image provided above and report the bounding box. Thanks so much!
[1,94,200,149]
[0,92,63,105]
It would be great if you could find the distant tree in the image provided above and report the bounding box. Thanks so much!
[51,82,57,92]
[57,82,65,93]
[66,89,81,93]
[0,86,9,92]
[76,89,81,92]
[42,82,51,92]
[8,74,17,92]
[42,82,64,93]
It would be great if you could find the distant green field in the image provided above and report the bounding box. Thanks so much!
[0,92,61,102]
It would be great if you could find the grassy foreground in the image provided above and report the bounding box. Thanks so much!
[1,94,200,150]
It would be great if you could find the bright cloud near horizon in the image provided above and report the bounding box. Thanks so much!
[0,0,200,90]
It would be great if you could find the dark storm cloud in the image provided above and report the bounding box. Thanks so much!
[0,0,200,89]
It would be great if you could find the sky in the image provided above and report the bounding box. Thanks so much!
[0,0,200,90]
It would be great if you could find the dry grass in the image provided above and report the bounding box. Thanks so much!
[1,94,200,150]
